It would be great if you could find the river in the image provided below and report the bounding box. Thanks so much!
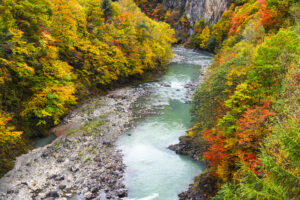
[16,47,211,200]
[117,47,211,200]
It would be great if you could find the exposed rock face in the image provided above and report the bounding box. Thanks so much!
[185,0,230,25]
[162,0,187,12]
[162,0,230,34]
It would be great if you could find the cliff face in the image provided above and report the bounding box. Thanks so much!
[162,0,230,34]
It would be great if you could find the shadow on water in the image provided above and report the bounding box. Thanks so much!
[34,133,56,148]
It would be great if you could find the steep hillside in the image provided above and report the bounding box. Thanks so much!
[175,0,300,199]
[0,0,175,177]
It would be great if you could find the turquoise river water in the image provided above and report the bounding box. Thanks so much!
[117,47,212,200]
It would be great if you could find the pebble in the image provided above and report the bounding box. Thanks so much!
[84,191,93,199]
[58,185,66,190]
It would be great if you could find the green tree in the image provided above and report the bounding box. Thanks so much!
[102,0,114,21]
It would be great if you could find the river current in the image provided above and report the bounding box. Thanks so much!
[117,47,211,200]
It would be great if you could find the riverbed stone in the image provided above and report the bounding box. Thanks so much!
[58,185,66,190]
[49,174,58,179]
[116,189,128,198]
[46,191,59,198]
[84,191,93,199]
[54,176,64,181]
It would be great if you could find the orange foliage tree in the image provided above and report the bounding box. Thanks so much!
[258,0,275,29]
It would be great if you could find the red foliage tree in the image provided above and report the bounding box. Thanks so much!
[236,99,274,150]
[112,39,120,48]
[258,0,275,29]
[203,128,229,166]
[239,152,262,176]
[229,7,247,36]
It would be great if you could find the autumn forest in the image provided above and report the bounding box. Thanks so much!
[1,0,300,199]
[0,0,175,176]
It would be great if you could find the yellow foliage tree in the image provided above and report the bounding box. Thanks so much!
[0,111,24,176]
[197,25,211,49]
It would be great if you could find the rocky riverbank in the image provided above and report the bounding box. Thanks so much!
[168,127,218,200]
[0,87,148,200]
[0,47,211,200]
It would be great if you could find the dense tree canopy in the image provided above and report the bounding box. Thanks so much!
[0,0,175,176]
[188,0,300,198]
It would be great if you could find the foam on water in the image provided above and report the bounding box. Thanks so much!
[117,47,211,200]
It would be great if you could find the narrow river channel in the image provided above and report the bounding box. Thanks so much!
[117,47,212,200]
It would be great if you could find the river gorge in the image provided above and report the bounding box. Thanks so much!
[0,48,211,200]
